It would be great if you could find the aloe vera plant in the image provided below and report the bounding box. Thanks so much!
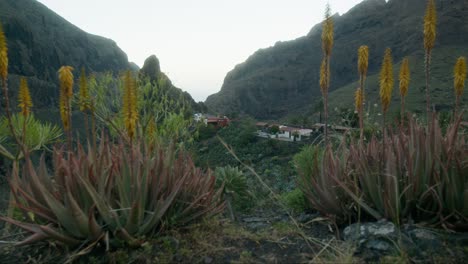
[297,116,467,229]
[0,139,224,247]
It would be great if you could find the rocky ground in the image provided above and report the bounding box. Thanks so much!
[1,195,467,264]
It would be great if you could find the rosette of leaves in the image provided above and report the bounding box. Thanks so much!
[0,140,224,248]
[215,166,252,219]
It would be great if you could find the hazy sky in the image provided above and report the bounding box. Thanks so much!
[37,0,365,102]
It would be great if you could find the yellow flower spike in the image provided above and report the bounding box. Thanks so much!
[58,66,74,131]
[399,58,411,98]
[321,4,334,57]
[0,22,8,80]
[18,77,33,117]
[454,57,466,97]
[59,91,69,130]
[79,67,91,112]
[358,46,369,76]
[355,88,364,112]
[319,58,327,94]
[58,66,74,98]
[379,48,394,113]
[123,70,138,140]
[424,0,437,52]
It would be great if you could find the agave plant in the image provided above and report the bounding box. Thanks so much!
[0,114,62,159]
[0,139,224,248]
[297,116,467,228]
[346,116,467,227]
[295,144,357,222]
[214,166,251,220]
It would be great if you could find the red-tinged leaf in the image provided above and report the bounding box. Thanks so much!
[115,228,141,247]
[0,216,44,234]
[40,225,81,246]
[15,187,54,220]
[15,203,57,223]
[76,173,117,229]
[16,232,50,246]
[125,198,141,235]
[139,173,187,235]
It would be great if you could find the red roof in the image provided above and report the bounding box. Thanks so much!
[280,126,300,132]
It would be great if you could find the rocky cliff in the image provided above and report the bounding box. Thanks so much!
[0,0,131,108]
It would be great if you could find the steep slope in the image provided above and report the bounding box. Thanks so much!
[0,0,131,108]
[206,0,468,119]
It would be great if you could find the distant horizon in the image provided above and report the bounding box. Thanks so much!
[36,0,365,102]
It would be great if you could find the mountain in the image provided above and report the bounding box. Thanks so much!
[0,0,133,109]
[205,0,468,120]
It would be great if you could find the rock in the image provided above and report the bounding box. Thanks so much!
[343,220,398,253]
[243,217,269,223]
[203,256,213,264]
[344,220,397,242]
[296,212,319,223]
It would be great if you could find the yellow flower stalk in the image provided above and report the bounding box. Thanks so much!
[321,4,334,57]
[399,58,411,97]
[399,57,410,124]
[358,46,369,76]
[319,58,327,95]
[123,70,138,140]
[423,0,437,120]
[59,66,74,98]
[454,57,466,97]
[320,4,334,144]
[454,56,466,116]
[78,67,91,112]
[424,0,437,52]
[357,45,369,142]
[355,88,364,112]
[379,48,394,113]
[0,23,7,81]
[18,77,32,117]
[58,66,74,132]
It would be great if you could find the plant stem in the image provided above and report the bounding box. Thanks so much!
[324,56,330,145]
[425,50,432,124]
[1,77,27,235]
[359,75,365,143]
[401,97,405,127]
[91,113,97,152]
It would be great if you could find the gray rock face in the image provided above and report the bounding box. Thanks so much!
[343,220,397,252]
[343,220,468,262]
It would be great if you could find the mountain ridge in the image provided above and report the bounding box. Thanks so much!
[206,0,468,119]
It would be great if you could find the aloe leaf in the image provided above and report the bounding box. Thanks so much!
[0,143,15,160]
[40,225,81,246]
[23,158,83,237]
[88,206,103,240]
[65,185,90,237]
[139,173,187,235]
[77,173,117,229]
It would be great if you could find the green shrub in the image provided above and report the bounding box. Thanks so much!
[215,166,253,213]
[280,189,308,213]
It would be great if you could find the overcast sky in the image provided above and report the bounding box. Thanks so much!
[37,0,365,102]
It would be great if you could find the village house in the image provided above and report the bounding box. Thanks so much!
[205,115,230,128]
